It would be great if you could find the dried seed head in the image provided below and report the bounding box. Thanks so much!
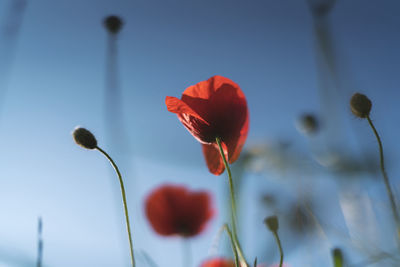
[350,93,372,118]
[72,127,97,149]
[264,215,279,232]
[104,15,123,34]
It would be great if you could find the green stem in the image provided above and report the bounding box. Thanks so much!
[216,137,248,267]
[96,146,135,267]
[366,117,400,231]
[223,224,240,267]
[273,231,284,267]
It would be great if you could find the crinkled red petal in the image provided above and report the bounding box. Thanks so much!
[202,143,227,175]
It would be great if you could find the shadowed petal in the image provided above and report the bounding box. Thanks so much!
[226,112,249,163]
[145,186,180,236]
[202,143,227,175]
[165,96,209,125]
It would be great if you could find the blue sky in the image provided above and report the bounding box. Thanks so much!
[0,0,400,266]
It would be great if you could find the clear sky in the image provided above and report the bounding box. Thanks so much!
[0,0,400,266]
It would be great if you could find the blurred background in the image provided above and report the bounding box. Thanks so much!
[0,0,400,266]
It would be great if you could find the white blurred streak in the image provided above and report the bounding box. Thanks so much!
[340,192,379,248]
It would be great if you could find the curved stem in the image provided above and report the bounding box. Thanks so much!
[223,224,240,267]
[96,146,135,267]
[366,117,400,231]
[273,231,284,267]
[216,137,248,267]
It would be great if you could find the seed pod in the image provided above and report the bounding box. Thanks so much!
[350,93,372,118]
[264,215,279,232]
[72,127,97,149]
[104,15,123,34]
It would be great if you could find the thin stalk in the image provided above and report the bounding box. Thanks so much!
[223,224,240,267]
[95,146,135,267]
[181,238,192,267]
[366,116,400,232]
[216,137,248,266]
[272,231,284,267]
[36,217,43,267]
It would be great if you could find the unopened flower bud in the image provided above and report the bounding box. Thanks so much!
[332,247,343,266]
[308,0,336,17]
[104,15,123,34]
[350,93,372,118]
[264,215,279,232]
[72,127,97,149]
[296,113,319,135]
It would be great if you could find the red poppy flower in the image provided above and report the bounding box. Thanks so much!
[200,258,235,267]
[166,75,249,175]
[145,184,214,237]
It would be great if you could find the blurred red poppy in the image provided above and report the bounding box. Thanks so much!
[200,258,235,267]
[166,75,249,175]
[145,184,214,237]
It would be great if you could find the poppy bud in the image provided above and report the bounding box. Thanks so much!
[264,215,279,232]
[308,0,336,17]
[332,247,343,267]
[72,127,97,149]
[350,93,372,118]
[103,15,123,34]
[296,113,319,135]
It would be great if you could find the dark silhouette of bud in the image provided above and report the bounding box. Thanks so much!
[350,93,372,118]
[332,247,343,267]
[104,15,123,34]
[72,127,97,149]
[264,215,279,232]
[308,0,336,17]
[297,113,319,135]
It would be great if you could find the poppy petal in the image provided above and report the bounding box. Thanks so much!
[181,76,243,122]
[182,75,241,99]
[225,112,249,163]
[202,143,228,175]
[145,185,214,237]
[165,96,209,125]
[207,82,248,163]
[183,191,214,235]
[166,76,249,175]
[200,258,235,267]
[145,186,181,235]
